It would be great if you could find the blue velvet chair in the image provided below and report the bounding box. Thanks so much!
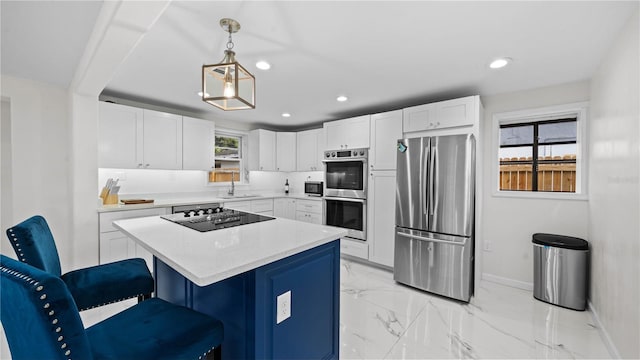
[6,215,154,311]
[1,255,224,359]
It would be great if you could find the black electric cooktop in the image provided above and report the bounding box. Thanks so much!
[161,208,275,232]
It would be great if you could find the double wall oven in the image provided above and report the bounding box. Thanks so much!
[323,148,368,241]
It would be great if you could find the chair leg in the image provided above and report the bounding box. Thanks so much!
[205,345,221,360]
[138,293,152,303]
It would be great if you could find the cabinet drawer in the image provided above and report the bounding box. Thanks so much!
[296,211,322,224]
[225,200,251,211]
[99,207,169,233]
[251,199,273,213]
[296,200,322,214]
[340,238,368,259]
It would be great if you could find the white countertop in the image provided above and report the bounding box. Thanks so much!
[98,193,323,213]
[113,215,346,286]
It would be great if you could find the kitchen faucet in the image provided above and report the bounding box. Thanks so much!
[228,170,235,196]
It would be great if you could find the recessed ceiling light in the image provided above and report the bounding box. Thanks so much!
[256,61,271,70]
[282,113,291,118]
[197,91,210,97]
[336,95,348,102]
[489,57,512,69]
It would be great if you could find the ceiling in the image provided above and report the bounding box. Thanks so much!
[2,1,637,130]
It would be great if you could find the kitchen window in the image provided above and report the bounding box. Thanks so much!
[209,131,248,184]
[492,102,588,199]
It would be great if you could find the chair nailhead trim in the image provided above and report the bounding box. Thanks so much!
[79,293,147,311]
[0,263,74,360]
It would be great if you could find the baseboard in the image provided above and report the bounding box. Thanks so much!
[481,272,533,291]
[587,300,621,359]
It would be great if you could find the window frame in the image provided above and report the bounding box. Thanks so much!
[208,128,249,186]
[492,102,588,200]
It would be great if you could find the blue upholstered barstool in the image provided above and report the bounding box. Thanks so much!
[6,215,154,311]
[0,255,224,359]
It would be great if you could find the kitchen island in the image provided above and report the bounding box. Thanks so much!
[114,215,346,359]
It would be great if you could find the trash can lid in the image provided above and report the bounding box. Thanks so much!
[532,233,588,250]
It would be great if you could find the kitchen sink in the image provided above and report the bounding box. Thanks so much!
[219,194,261,199]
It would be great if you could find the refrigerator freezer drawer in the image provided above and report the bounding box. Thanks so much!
[393,228,473,302]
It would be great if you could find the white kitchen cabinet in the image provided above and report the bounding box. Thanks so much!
[224,200,251,212]
[274,198,296,219]
[251,199,274,214]
[370,110,403,170]
[295,199,323,224]
[276,132,297,172]
[403,96,476,132]
[367,171,396,267]
[248,129,276,171]
[225,199,273,215]
[98,207,169,272]
[98,102,183,169]
[340,238,369,259]
[296,128,324,171]
[324,115,370,150]
[98,102,143,168]
[182,116,215,171]
[142,109,183,169]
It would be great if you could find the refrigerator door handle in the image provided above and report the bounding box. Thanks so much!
[396,231,467,246]
[422,140,429,216]
[428,143,436,216]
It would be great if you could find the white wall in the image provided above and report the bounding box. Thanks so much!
[0,75,73,269]
[588,10,639,359]
[480,80,590,288]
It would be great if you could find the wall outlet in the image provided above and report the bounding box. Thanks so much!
[276,290,291,324]
[484,241,492,252]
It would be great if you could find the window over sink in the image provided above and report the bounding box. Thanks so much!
[209,130,248,184]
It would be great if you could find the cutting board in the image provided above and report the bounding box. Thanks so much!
[120,199,154,205]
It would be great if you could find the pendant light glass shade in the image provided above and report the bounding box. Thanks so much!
[202,19,255,110]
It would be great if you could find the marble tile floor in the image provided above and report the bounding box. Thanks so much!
[79,258,611,360]
[340,258,611,359]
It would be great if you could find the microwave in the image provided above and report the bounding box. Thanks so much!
[304,181,323,197]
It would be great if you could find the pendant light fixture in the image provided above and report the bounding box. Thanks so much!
[202,18,255,110]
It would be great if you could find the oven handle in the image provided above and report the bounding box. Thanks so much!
[324,197,366,204]
[396,231,467,246]
[322,158,367,163]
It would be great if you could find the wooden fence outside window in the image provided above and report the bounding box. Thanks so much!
[499,155,576,192]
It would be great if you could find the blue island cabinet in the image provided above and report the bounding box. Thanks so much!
[154,240,340,359]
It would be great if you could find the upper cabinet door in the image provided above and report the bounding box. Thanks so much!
[324,115,370,150]
[276,132,297,172]
[182,117,215,171]
[98,102,143,168]
[370,110,403,170]
[249,129,276,171]
[403,96,476,132]
[142,109,183,170]
[296,128,323,171]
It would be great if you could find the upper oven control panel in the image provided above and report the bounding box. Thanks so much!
[324,148,368,159]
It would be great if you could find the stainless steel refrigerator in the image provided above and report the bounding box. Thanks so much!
[394,134,475,302]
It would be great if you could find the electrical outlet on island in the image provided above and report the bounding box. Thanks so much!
[276,290,291,324]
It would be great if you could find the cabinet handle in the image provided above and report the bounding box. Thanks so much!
[145,164,150,168]
[138,163,143,168]
[436,121,441,127]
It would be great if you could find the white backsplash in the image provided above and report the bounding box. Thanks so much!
[98,168,324,198]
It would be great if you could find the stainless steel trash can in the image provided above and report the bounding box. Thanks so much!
[532,233,588,311]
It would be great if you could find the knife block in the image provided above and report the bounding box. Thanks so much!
[104,193,119,205]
